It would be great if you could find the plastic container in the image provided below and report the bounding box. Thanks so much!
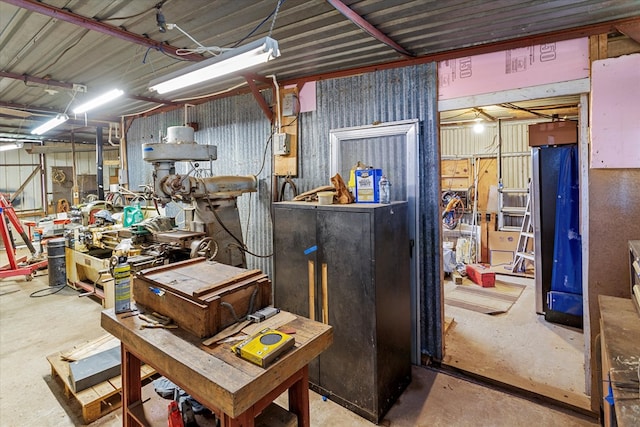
[379,175,391,204]
[317,191,335,205]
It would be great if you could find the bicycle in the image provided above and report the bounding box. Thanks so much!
[441,192,465,230]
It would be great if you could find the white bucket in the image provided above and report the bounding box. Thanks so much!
[317,191,335,205]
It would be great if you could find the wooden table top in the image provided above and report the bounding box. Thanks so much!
[599,295,640,426]
[101,309,332,418]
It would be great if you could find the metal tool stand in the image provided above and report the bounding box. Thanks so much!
[0,206,48,280]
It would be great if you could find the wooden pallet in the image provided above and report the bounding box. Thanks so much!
[47,349,156,423]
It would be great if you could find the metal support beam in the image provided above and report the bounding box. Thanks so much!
[243,75,274,123]
[0,71,177,107]
[3,0,203,62]
[96,126,104,200]
[326,0,414,58]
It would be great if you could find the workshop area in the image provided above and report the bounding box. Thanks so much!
[1,1,639,426]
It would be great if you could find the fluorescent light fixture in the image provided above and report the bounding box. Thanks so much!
[149,37,280,94]
[31,114,69,135]
[73,89,124,114]
[0,141,24,152]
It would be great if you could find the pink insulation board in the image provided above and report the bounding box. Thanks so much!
[590,54,640,169]
[438,38,589,100]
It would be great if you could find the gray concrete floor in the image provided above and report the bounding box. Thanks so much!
[1,251,598,426]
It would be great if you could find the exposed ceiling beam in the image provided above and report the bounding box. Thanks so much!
[243,75,274,122]
[326,0,414,58]
[473,108,497,121]
[282,16,640,87]
[1,101,118,124]
[0,71,73,89]
[616,21,640,43]
[3,0,204,62]
[129,16,640,122]
[0,71,177,107]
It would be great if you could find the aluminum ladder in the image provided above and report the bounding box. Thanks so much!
[511,186,534,273]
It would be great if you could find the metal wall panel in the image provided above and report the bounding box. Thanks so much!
[0,149,41,212]
[441,120,537,189]
[126,63,442,358]
[1,145,118,215]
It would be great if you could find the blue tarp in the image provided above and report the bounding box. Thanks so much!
[548,145,583,316]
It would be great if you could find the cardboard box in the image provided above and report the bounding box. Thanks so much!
[528,121,577,147]
[488,230,519,266]
[490,250,515,267]
[466,264,496,287]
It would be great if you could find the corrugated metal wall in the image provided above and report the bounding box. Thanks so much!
[0,146,118,214]
[126,63,443,359]
[440,120,544,226]
[441,120,539,190]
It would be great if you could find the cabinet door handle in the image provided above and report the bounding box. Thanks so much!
[321,263,329,324]
[308,260,315,321]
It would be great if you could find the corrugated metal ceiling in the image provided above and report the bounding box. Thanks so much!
[0,0,639,143]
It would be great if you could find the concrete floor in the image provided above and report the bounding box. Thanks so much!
[443,273,590,410]
[0,252,598,426]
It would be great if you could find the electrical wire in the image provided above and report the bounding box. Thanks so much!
[254,128,275,177]
[29,283,67,297]
[232,0,286,48]
[100,1,168,22]
[203,194,272,259]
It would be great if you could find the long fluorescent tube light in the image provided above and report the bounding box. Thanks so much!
[73,89,124,114]
[31,114,69,135]
[149,37,280,94]
[0,141,24,152]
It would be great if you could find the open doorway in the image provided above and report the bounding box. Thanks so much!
[438,95,590,410]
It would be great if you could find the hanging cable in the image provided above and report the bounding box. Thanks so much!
[232,0,286,48]
[268,0,284,38]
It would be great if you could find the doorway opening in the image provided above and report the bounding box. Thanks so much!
[438,95,590,410]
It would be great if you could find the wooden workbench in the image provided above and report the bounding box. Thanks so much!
[599,295,640,427]
[101,308,332,426]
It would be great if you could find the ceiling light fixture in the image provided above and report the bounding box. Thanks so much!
[473,121,485,134]
[149,36,280,94]
[0,141,24,152]
[72,89,124,114]
[31,114,69,135]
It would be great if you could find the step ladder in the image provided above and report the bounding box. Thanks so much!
[511,184,534,273]
[498,187,529,232]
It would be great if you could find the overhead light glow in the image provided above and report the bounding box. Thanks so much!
[31,114,69,135]
[0,141,24,152]
[149,37,280,94]
[73,89,124,114]
[473,121,485,134]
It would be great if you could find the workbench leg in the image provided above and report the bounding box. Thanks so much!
[288,365,310,427]
[121,344,142,427]
[222,408,254,427]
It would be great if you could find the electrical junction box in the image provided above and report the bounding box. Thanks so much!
[282,92,297,117]
[274,133,290,156]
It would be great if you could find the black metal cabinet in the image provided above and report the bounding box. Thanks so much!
[273,201,411,423]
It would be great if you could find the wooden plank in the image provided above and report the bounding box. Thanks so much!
[441,159,471,191]
[140,260,254,302]
[101,309,332,419]
[476,157,497,213]
[274,86,299,177]
[47,350,156,423]
[193,269,263,297]
[599,295,640,427]
[60,334,119,362]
